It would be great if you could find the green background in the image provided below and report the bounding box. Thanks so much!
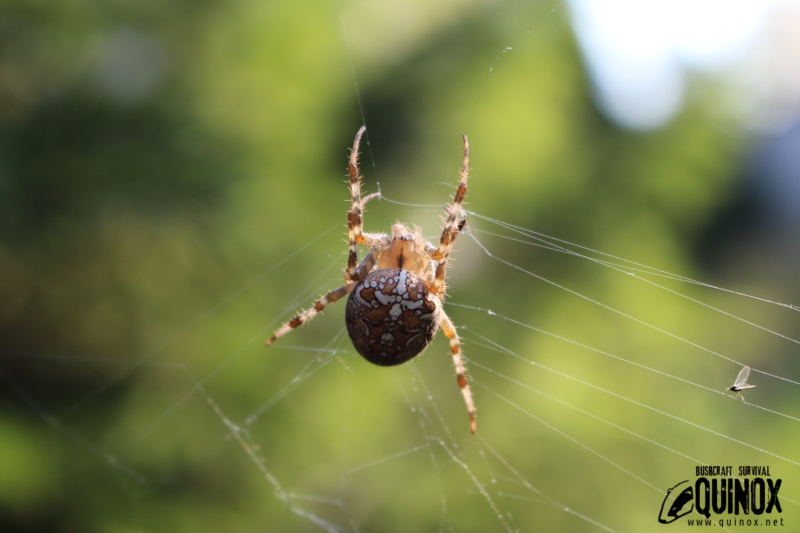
[1,1,797,531]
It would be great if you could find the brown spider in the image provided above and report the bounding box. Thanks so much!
[266,126,476,433]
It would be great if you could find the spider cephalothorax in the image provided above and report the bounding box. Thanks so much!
[266,126,475,433]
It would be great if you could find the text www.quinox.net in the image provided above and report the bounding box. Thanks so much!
[687,518,785,527]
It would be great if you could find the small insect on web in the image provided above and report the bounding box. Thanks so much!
[727,365,756,402]
[265,126,477,433]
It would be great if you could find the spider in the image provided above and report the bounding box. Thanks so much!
[266,126,476,433]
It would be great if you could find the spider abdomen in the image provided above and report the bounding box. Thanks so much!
[345,268,441,366]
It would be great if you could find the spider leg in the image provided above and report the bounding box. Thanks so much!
[439,308,476,434]
[265,282,356,347]
[431,135,469,294]
[346,126,367,280]
[346,126,389,280]
[350,247,379,282]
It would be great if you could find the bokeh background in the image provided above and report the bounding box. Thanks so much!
[2,0,799,531]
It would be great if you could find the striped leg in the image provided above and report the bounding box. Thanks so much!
[431,136,469,293]
[347,126,367,281]
[346,126,388,280]
[265,282,356,347]
[439,309,476,434]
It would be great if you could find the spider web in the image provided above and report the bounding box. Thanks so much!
[5,208,799,532]
[2,1,800,532]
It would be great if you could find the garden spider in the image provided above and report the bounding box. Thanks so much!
[266,126,476,433]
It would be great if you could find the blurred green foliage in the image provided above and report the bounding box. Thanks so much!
[2,1,794,532]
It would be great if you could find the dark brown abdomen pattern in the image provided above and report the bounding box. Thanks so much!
[345,268,440,366]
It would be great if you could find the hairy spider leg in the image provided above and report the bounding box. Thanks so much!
[431,135,469,294]
[265,250,379,347]
[346,126,389,281]
[440,309,476,433]
[265,283,355,347]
